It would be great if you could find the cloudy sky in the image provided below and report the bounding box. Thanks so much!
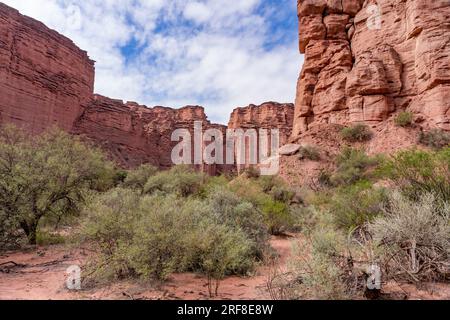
[4,0,302,124]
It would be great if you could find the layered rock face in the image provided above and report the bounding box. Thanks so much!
[293,0,450,137]
[0,3,95,134]
[0,3,293,172]
[0,3,231,171]
[228,102,294,145]
[73,95,227,169]
[228,102,294,171]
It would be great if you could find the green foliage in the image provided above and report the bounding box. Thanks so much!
[331,148,379,186]
[122,164,158,192]
[229,176,295,234]
[270,186,295,203]
[0,125,117,245]
[419,129,450,149]
[79,188,256,285]
[207,187,269,259]
[285,228,362,300]
[144,165,205,197]
[394,111,413,127]
[261,199,292,235]
[298,145,321,161]
[243,166,261,179]
[36,230,65,246]
[380,148,450,201]
[329,182,387,231]
[369,192,450,282]
[341,124,373,142]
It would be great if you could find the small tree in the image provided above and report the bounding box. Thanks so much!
[341,124,373,143]
[0,125,116,245]
[122,164,158,193]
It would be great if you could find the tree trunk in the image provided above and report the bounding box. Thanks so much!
[20,220,38,245]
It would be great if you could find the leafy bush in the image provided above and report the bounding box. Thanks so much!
[298,145,321,161]
[329,182,387,231]
[341,124,373,142]
[331,148,379,186]
[278,228,365,300]
[394,111,413,127]
[369,192,450,282]
[381,148,450,201]
[262,199,292,235]
[193,221,253,297]
[270,186,295,203]
[122,164,158,192]
[207,187,269,259]
[419,129,450,149]
[144,165,205,197]
[0,125,117,245]
[243,166,261,179]
[79,188,257,287]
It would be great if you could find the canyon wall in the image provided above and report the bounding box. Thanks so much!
[0,3,94,134]
[73,95,228,170]
[0,3,293,172]
[229,102,294,146]
[293,0,450,137]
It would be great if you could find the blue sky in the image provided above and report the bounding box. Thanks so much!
[4,0,302,124]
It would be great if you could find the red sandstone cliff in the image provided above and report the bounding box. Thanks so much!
[293,0,450,137]
[73,94,227,169]
[0,3,295,171]
[228,102,294,146]
[0,3,95,134]
[0,3,228,170]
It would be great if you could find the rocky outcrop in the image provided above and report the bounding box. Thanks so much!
[293,0,450,137]
[73,95,228,170]
[228,102,294,145]
[0,3,229,171]
[0,3,94,134]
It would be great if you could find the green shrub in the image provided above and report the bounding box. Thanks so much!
[0,125,117,245]
[79,188,257,286]
[207,187,269,259]
[243,166,261,179]
[331,148,379,186]
[262,199,292,235]
[341,124,373,142]
[394,111,413,127]
[281,228,364,300]
[369,192,450,282]
[36,230,65,246]
[122,164,158,192]
[418,129,450,149]
[257,175,286,193]
[298,145,321,161]
[381,148,450,201]
[329,182,387,231]
[144,165,205,197]
[270,186,295,203]
[193,221,253,297]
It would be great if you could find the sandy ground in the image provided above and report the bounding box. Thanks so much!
[0,236,293,300]
[1,235,449,300]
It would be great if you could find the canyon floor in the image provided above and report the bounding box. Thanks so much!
[1,235,449,301]
[0,236,293,300]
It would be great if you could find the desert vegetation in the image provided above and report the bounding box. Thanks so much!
[341,124,374,142]
[1,125,449,300]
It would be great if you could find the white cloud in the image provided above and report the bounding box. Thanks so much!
[2,0,302,124]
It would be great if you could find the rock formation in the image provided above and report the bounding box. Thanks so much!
[0,3,293,173]
[293,0,450,137]
[73,95,227,169]
[0,3,94,134]
[228,102,294,145]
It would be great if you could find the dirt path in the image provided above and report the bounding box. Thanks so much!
[1,235,449,300]
[0,236,295,300]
